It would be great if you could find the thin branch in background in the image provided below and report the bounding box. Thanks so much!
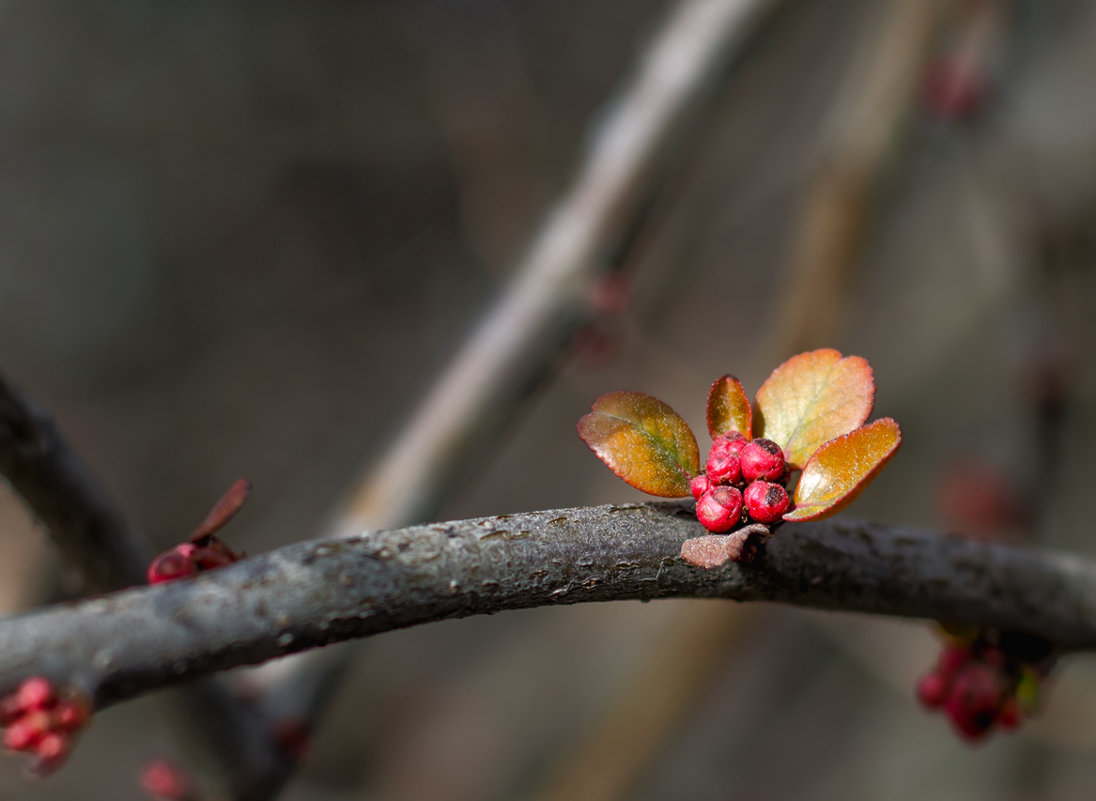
[0,371,150,591]
[2,504,1095,710]
[235,2,782,796]
[528,606,761,801]
[767,0,953,360]
[531,3,953,794]
[335,0,780,535]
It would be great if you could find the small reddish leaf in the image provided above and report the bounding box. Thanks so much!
[706,375,753,439]
[754,349,875,469]
[784,418,901,521]
[578,391,699,497]
[190,478,252,540]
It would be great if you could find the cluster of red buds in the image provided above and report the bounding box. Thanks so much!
[917,631,1053,742]
[1,677,91,774]
[147,479,250,584]
[690,433,790,532]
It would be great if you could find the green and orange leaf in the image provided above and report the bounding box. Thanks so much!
[754,349,875,469]
[706,375,753,439]
[577,391,699,497]
[784,417,902,521]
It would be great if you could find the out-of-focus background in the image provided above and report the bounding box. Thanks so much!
[2,0,1096,799]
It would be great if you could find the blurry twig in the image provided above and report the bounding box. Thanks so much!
[336,0,779,535]
[4,505,1096,708]
[557,5,954,795]
[767,0,953,359]
[239,1,781,796]
[0,370,150,590]
[528,606,760,801]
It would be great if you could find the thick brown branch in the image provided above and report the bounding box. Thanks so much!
[2,504,1093,709]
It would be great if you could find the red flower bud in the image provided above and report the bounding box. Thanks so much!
[740,438,785,482]
[695,486,744,533]
[743,480,790,523]
[689,473,712,500]
[31,731,70,774]
[3,710,50,751]
[916,671,950,709]
[15,677,55,712]
[147,546,197,585]
[705,438,742,484]
[944,663,1005,741]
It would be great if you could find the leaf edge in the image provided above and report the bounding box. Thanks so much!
[783,417,902,522]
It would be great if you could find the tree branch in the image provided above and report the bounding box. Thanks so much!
[0,371,151,590]
[241,3,781,794]
[3,504,1094,709]
[0,371,285,800]
[335,0,779,534]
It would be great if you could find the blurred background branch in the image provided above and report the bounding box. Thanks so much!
[236,2,780,798]
[0,370,150,590]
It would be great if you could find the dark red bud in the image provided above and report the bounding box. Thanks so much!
[944,663,1006,741]
[147,548,196,585]
[916,671,949,709]
[689,473,712,500]
[740,438,785,481]
[3,710,50,751]
[743,480,790,523]
[705,438,742,484]
[695,486,744,533]
[14,677,55,712]
[31,731,70,774]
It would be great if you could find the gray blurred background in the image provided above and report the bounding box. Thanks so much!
[2,1,1096,799]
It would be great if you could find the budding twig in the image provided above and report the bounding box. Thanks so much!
[2,504,1094,710]
[0,372,282,800]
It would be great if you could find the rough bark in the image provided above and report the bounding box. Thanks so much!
[2,502,1093,709]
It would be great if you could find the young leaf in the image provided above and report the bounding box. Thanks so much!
[577,391,699,497]
[706,375,753,439]
[754,349,875,469]
[784,417,901,521]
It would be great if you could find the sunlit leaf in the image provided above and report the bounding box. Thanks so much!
[784,418,901,521]
[754,349,875,469]
[577,391,699,497]
[706,375,753,439]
